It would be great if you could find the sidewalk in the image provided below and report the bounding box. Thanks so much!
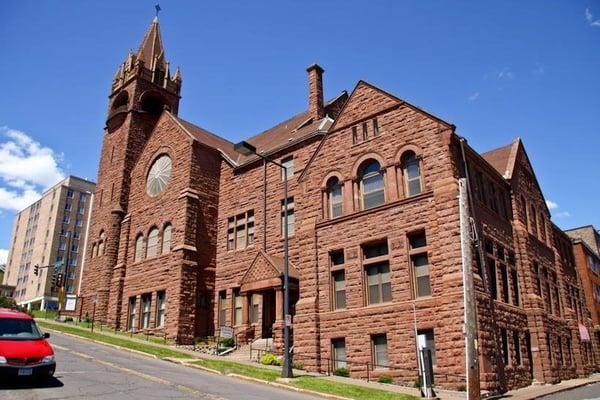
[503,374,600,400]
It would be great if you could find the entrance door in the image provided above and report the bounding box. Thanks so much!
[262,290,276,338]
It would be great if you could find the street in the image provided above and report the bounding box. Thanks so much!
[539,383,600,400]
[0,332,321,400]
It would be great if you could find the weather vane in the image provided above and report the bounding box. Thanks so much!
[155,4,161,18]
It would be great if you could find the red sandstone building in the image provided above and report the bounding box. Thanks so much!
[78,19,599,392]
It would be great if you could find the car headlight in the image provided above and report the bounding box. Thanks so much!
[0,356,6,364]
[42,355,55,363]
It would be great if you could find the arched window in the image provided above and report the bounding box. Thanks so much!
[530,205,538,236]
[162,224,172,254]
[92,243,97,258]
[326,177,343,219]
[521,196,528,226]
[146,228,159,258]
[401,151,422,197]
[98,231,106,256]
[360,160,385,210]
[134,235,145,263]
[539,214,547,243]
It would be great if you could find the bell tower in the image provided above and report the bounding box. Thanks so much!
[79,17,182,326]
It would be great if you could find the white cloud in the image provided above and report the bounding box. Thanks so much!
[497,69,515,80]
[546,200,558,210]
[556,211,571,218]
[0,249,7,264]
[0,127,65,212]
[586,8,600,27]
[468,92,480,102]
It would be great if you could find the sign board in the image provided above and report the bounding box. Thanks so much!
[65,295,77,311]
[285,314,292,327]
[220,326,233,338]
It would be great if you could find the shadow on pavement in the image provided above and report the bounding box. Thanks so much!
[0,377,64,390]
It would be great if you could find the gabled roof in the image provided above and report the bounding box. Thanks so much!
[480,138,520,179]
[240,250,300,287]
[168,92,347,168]
[169,114,239,162]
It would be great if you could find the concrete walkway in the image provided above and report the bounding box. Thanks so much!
[36,318,600,400]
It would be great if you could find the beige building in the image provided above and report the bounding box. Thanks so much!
[2,176,95,310]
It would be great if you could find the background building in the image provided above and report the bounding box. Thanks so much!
[2,176,95,310]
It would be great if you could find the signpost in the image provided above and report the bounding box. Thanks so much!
[220,326,233,339]
[65,294,77,311]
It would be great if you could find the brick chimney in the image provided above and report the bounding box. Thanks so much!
[306,64,325,119]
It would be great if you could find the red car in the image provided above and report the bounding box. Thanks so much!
[0,308,55,379]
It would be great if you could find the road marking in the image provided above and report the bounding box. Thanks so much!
[58,344,227,399]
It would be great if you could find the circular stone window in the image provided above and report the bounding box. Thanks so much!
[146,155,172,197]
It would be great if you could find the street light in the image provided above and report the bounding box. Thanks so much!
[234,140,293,379]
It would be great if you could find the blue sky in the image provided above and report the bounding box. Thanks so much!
[0,1,599,260]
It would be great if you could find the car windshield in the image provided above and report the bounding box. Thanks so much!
[0,318,43,340]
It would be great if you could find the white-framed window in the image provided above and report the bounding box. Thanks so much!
[360,160,384,210]
[134,235,144,262]
[401,151,422,197]
[162,224,172,254]
[233,290,243,326]
[141,294,151,329]
[127,296,138,331]
[281,198,295,236]
[281,156,294,180]
[227,211,255,250]
[332,338,347,370]
[146,228,159,258]
[326,177,343,219]
[372,334,389,369]
[156,291,166,327]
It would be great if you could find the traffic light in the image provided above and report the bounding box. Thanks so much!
[57,273,64,288]
[34,265,39,276]
[50,269,57,287]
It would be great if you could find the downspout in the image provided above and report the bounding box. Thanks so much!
[263,159,267,251]
[77,192,94,295]
[459,136,505,394]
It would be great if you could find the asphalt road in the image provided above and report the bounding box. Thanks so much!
[0,331,321,400]
[539,382,600,400]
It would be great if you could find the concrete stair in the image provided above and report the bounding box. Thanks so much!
[222,337,275,362]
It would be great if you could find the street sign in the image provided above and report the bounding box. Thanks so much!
[220,326,233,338]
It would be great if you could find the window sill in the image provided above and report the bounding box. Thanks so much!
[316,191,433,229]
[226,243,256,254]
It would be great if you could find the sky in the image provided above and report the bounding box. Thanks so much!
[0,1,599,262]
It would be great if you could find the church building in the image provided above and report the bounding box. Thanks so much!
[78,18,599,392]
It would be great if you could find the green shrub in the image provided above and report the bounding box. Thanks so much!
[377,375,393,384]
[218,338,235,348]
[292,361,304,370]
[64,317,73,322]
[333,367,350,377]
[413,376,422,388]
[260,353,281,366]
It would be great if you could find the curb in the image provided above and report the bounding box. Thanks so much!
[41,326,163,360]
[40,326,368,400]
[529,380,600,400]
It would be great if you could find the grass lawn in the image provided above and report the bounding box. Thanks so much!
[191,359,417,400]
[37,320,192,360]
[31,309,57,319]
[291,376,417,400]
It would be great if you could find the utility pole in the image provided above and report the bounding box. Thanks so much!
[459,178,481,400]
[57,231,72,319]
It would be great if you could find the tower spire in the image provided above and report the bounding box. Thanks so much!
[137,17,166,71]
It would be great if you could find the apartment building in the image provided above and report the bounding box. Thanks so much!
[2,176,95,310]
